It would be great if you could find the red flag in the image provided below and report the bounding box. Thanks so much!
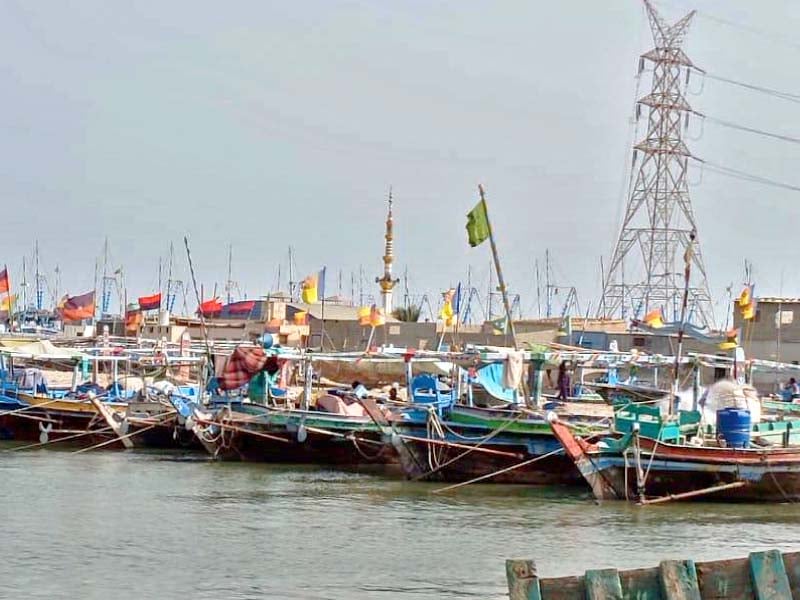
[198,298,223,317]
[125,309,143,333]
[138,293,162,311]
[60,291,95,321]
[225,300,256,315]
[0,268,9,294]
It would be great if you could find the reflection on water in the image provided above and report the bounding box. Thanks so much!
[2,446,800,599]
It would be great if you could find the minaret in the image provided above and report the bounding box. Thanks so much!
[376,188,399,315]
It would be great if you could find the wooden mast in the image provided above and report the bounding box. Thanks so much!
[478,184,518,348]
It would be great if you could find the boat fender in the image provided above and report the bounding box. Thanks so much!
[297,424,307,443]
[39,422,53,444]
[546,412,558,423]
[185,416,195,431]
[118,417,129,436]
[632,422,640,433]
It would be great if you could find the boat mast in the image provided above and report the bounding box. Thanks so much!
[486,259,493,320]
[166,242,175,312]
[287,246,295,302]
[34,240,42,312]
[20,256,28,315]
[535,258,542,318]
[226,243,233,305]
[101,237,110,315]
[545,249,552,318]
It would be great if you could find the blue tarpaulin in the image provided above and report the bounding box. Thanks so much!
[476,363,518,403]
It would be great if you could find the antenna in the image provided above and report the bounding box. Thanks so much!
[601,1,713,326]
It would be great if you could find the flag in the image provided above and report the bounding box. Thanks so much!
[488,316,507,334]
[370,304,385,327]
[643,308,664,329]
[301,268,326,304]
[198,298,223,317]
[453,283,462,316]
[60,291,95,321]
[225,300,256,315]
[439,288,456,326]
[558,314,572,337]
[719,329,739,350]
[739,285,757,321]
[739,285,751,308]
[318,267,326,301]
[0,267,9,294]
[466,199,490,247]
[125,307,143,333]
[138,293,162,311]
[358,306,371,326]
[0,294,15,311]
[301,274,317,303]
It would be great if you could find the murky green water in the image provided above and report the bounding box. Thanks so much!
[2,447,800,599]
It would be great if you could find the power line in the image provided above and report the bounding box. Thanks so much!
[702,72,800,105]
[694,158,800,193]
[704,115,800,146]
[697,11,800,53]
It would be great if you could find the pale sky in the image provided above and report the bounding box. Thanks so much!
[2,0,800,323]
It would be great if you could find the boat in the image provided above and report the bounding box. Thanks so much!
[0,342,204,450]
[389,401,603,485]
[173,392,395,466]
[548,387,800,503]
[506,548,800,600]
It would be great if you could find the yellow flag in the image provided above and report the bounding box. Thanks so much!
[301,274,318,304]
[0,294,16,311]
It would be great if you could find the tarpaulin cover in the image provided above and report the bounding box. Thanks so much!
[476,362,517,403]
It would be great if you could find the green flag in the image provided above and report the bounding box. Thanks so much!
[466,199,490,247]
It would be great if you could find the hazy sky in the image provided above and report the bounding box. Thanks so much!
[2,0,800,322]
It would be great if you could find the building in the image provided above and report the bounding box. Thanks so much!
[733,297,800,391]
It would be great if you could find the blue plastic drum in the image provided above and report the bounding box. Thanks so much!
[716,408,751,449]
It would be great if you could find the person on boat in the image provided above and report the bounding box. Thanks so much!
[388,383,399,402]
[785,378,800,401]
[557,361,570,401]
[351,381,368,399]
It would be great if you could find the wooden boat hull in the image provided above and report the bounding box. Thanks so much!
[0,395,191,450]
[192,406,397,466]
[549,417,800,502]
[391,431,578,485]
[390,408,589,485]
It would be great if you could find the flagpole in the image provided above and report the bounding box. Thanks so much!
[671,230,696,416]
[320,267,326,350]
[4,264,10,329]
[478,185,518,349]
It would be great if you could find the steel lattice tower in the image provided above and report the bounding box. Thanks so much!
[601,1,714,327]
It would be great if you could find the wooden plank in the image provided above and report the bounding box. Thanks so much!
[749,550,792,600]
[697,557,753,600]
[539,575,585,600]
[586,569,623,600]
[778,552,800,600]
[506,560,541,600]
[660,560,701,600]
[619,566,662,600]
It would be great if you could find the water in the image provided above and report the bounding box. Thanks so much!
[3,448,800,599]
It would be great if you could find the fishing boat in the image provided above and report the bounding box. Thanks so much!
[0,343,204,450]
[506,548,800,600]
[548,384,800,503]
[388,400,602,486]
